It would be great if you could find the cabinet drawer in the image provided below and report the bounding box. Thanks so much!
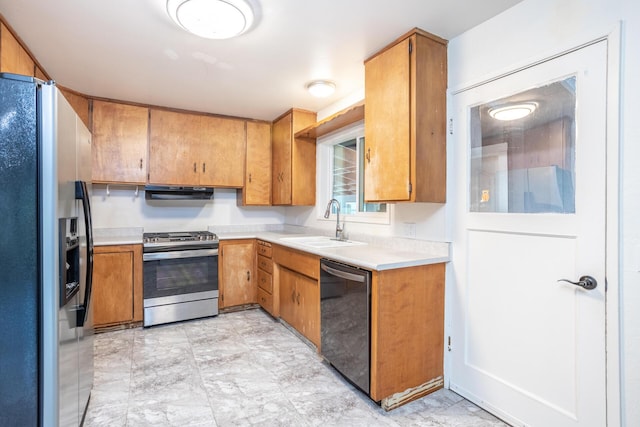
[257,244,272,258]
[257,269,273,293]
[258,287,274,315]
[273,245,319,280]
[257,255,273,274]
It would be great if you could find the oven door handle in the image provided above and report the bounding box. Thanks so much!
[143,249,218,261]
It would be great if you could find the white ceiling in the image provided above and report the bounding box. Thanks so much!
[0,0,522,121]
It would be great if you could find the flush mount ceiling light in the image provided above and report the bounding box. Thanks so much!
[306,80,336,98]
[488,102,538,121]
[167,0,254,39]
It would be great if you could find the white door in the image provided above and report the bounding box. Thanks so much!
[450,41,607,427]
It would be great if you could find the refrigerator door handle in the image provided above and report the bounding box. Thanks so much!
[75,180,93,327]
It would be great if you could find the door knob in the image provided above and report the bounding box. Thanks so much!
[557,275,597,290]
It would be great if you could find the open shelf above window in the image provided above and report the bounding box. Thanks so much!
[294,101,364,139]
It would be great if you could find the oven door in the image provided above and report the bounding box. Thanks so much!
[143,248,218,301]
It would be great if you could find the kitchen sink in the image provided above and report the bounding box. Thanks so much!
[279,236,366,248]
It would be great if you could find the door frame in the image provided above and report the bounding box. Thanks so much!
[444,24,622,426]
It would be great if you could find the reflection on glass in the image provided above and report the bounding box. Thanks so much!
[469,77,576,213]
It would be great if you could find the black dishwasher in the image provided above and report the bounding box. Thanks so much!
[320,259,371,395]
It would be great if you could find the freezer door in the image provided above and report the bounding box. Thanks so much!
[0,74,39,426]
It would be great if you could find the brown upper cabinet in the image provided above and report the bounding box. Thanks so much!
[0,22,35,76]
[272,109,317,205]
[148,109,246,187]
[238,121,272,206]
[92,100,149,184]
[364,28,447,203]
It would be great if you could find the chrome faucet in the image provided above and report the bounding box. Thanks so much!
[324,198,345,241]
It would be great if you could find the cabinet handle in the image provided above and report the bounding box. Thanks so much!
[296,292,300,305]
[248,173,252,183]
[193,162,197,172]
[366,148,371,163]
[203,163,206,173]
[246,270,250,281]
[139,158,143,169]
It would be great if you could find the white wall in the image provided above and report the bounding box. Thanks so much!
[448,0,639,424]
[92,186,285,231]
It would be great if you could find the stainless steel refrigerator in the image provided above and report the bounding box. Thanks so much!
[0,73,94,426]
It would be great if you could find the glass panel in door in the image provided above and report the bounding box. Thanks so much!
[469,78,576,213]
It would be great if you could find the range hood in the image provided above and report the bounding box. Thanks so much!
[144,185,214,200]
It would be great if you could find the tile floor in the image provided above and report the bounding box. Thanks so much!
[85,308,509,426]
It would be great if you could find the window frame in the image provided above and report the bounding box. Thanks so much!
[318,121,391,225]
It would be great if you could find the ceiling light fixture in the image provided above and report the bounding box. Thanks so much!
[488,102,538,121]
[306,80,336,98]
[166,0,254,39]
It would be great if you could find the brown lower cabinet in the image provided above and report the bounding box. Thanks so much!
[278,266,320,348]
[92,244,143,328]
[256,240,276,316]
[254,239,445,409]
[370,263,445,407]
[219,239,256,309]
[273,244,320,348]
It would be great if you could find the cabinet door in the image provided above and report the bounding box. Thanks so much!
[278,267,297,328]
[148,109,200,185]
[243,121,271,205]
[290,111,317,206]
[278,266,320,347]
[364,36,412,202]
[199,116,246,187]
[0,23,34,76]
[219,240,256,308]
[93,245,143,326]
[272,113,292,205]
[295,272,320,347]
[92,101,148,184]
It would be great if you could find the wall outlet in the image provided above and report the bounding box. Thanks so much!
[403,222,416,238]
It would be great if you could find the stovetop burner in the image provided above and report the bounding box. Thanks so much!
[143,231,218,244]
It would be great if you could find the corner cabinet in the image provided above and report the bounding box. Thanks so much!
[238,121,272,206]
[92,100,149,184]
[364,28,447,203]
[219,240,256,309]
[148,109,246,187]
[92,244,143,329]
[272,109,317,205]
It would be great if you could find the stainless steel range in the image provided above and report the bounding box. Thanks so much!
[142,231,219,327]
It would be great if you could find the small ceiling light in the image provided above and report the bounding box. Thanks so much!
[488,102,537,121]
[306,80,336,98]
[167,0,254,39]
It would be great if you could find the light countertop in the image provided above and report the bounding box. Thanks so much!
[92,227,449,271]
[93,227,143,246]
[217,231,449,271]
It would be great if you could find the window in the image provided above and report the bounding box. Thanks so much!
[320,123,388,223]
[469,78,576,213]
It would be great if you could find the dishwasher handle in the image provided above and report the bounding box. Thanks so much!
[321,262,366,283]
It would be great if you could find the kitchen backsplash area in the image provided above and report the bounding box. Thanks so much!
[93,223,450,258]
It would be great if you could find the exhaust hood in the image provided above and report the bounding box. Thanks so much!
[144,185,214,200]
